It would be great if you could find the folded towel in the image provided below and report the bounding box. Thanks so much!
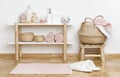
[68,60,100,72]
[94,18,112,32]
[96,25,111,39]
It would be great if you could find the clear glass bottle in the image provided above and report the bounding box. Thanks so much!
[47,8,53,24]
[26,5,32,22]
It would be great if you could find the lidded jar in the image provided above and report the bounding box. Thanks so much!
[19,13,27,23]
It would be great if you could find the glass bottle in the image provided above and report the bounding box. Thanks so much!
[47,8,53,24]
[26,5,32,22]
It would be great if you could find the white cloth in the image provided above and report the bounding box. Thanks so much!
[68,60,100,72]
[96,25,111,39]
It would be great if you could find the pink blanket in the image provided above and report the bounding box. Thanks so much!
[94,18,112,32]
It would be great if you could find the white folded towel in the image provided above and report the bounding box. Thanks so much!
[96,25,111,39]
[68,60,100,72]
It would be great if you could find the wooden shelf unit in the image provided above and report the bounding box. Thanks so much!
[9,42,73,45]
[14,23,70,62]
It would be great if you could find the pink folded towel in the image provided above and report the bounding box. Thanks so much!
[45,32,55,42]
[55,33,63,42]
[94,18,112,32]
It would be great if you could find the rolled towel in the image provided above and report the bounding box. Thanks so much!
[45,32,55,43]
[55,33,63,42]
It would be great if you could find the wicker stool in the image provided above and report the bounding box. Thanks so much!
[79,43,105,63]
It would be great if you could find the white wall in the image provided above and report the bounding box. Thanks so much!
[0,0,120,54]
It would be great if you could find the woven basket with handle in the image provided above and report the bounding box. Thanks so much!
[78,17,106,45]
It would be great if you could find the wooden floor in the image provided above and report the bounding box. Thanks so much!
[0,54,120,77]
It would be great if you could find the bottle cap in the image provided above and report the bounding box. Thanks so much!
[48,8,52,14]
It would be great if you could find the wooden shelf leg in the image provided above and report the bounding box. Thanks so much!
[100,48,105,63]
[63,23,67,62]
[63,45,67,62]
[14,24,19,61]
[81,47,85,61]
[79,47,81,60]
[15,44,19,61]
[19,45,22,58]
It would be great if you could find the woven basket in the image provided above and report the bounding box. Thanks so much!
[34,35,45,42]
[19,32,34,42]
[78,17,106,45]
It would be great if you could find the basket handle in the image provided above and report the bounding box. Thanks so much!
[94,15,104,20]
[84,17,95,26]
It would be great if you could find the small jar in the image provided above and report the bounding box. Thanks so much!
[19,13,27,23]
[31,12,38,23]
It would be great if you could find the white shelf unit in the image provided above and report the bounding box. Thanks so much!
[14,23,72,62]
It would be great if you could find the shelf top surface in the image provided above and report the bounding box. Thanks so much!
[12,23,72,27]
[9,42,73,45]
[15,23,66,26]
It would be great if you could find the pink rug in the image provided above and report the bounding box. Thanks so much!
[10,63,72,74]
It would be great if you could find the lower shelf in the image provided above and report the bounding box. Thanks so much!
[8,42,73,45]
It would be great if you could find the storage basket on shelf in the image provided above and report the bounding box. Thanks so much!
[19,32,34,42]
[78,17,106,45]
[34,35,45,42]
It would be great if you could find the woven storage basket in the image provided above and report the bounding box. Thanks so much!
[19,32,34,42]
[34,35,45,42]
[78,17,106,45]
